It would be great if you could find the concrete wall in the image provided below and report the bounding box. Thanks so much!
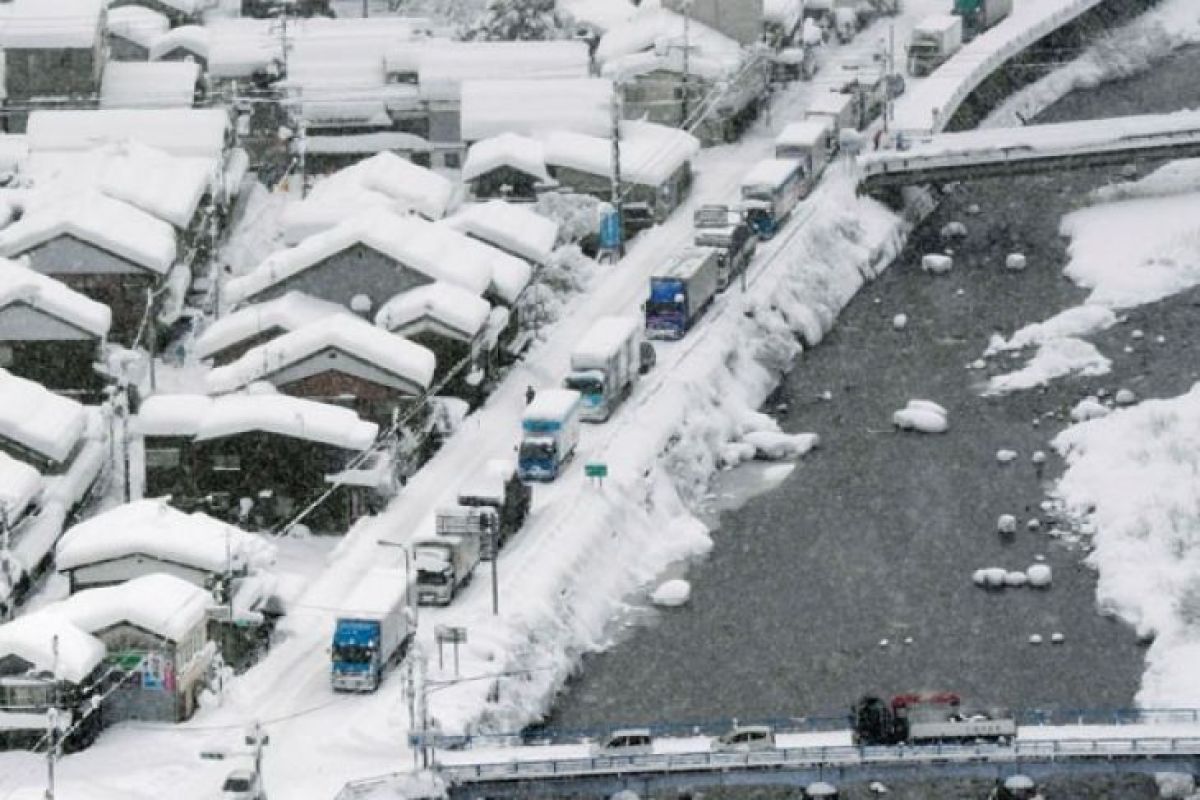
[663,0,764,45]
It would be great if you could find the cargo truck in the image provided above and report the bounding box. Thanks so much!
[805,91,857,137]
[953,0,1012,40]
[445,459,532,559]
[518,389,582,482]
[644,247,721,340]
[414,533,480,606]
[693,205,757,289]
[565,316,643,423]
[907,14,963,76]
[330,568,414,692]
[774,118,835,182]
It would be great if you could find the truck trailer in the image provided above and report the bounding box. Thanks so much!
[644,247,721,340]
[693,205,757,289]
[953,0,1013,40]
[565,316,643,423]
[330,568,414,692]
[414,533,480,606]
[518,389,582,482]
[907,14,963,77]
[775,118,835,182]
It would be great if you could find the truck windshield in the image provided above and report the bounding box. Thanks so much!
[519,440,556,462]
[564,374,604,396]
[332,644,375,664]
[418,569,450,586]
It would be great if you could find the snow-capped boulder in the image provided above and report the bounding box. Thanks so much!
[997,514,1017,535]
[940,221,968,239]
[1070,397,1110,422]
[893,407,948,433]
[975,567,1007,588]
[1029,633,1043,645]
[996,449,1018,463]
[1005,253,1027,271]
[921,254,953,274]
[1026,564,1053,588]
[1114,388,1137,406]
[906,399,947,417]
[1026,518,1041,531]
[1005,571,1028,588]
[651,580,691,607]
[806,782,839,798]
[1051,632,1065,644]
[1131,329,1145,340]
[966,203,982,216]
[742,431,820,460]
[892,313,908,331]
[1031,451,1047,465]
[1005,775,1036,791]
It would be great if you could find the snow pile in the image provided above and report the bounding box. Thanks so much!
[1026,564,1053,588]
[997,514,1017,534]
[741,431,820,461]
[920,253,952,274]
[984,305,1117,356]
[1005,253,1027,271]
[650,579,691,608]
[1093,158,1200,204]
[893,399,948,433]
[996,449,1017,464]
[984,337,1110,396]
[1070,396,1110,422]
[1052,383,1200,706]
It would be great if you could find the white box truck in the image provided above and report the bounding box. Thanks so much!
[414,533,480,606]
[805,91,857,137]
[518,389,582,482]
[565,316,643,423]
[907,15,963,77]
[774,118,835,181]
[330,568,414,692]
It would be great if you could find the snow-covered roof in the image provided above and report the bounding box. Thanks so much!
[0,368,86,466]
[0,450,42,523]
[375,282,491,341]
[194,292,350,362]
[0,614,105,684]
[0,0,103,50]
[806,91,853,118]
[462,133,549,184]
[776,119,832,150]
[107,6,170,49]
[353,151,454,219]
[543,121,699,187]
[601,47,740,83]
[204,18,276,79]
[0,258,112,337]
[524,388,580,421]
[304,132,431,156]
[461,78,614,142]
[741,157,801,188]
[559,0,641,32]
[573,316,640,364]
[431,221,532,305]
[26,109,229,161]
[100,61,200,110]
[148,24,210,61]
[205,315,437,396]
[55,499,275,576]
[419,40,591,102]
[447,201,558,266]
[45,573,211,643]
[595,6,742,66]
[764,0,802,28]
[229,211,492,307]
[457,458,515,504]
[0,191,177,275]
[137,393,379,451]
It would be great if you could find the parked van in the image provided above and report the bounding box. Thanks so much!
[594,728,653,757]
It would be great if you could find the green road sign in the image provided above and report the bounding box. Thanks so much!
[585,463,608,479]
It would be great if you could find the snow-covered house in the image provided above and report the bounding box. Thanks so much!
[462,133,552,201]
[227,210,492,312]
[0,192,178,345]
[0,614,107,752]
[194,292,349,367]
[135,394,380,531]
[0,259,112,399]
[446,201,558,268]
[544,121,700,224]
[376,283,495,404]
[106,6,170,61]
[100,61,202,110]
[148,25,211,69]
[0,0,108,133]
[205,315,437,427]
[0,367,89,475]
[25,108,232,169]
[110,0,208,28]
[39,573,215,723]
[460,78,614,144]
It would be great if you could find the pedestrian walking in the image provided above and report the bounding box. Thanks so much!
[526,385,536,405]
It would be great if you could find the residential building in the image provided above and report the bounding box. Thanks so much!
[462,134,553,202]
[194,292,350,367]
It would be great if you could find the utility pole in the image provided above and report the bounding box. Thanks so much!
[1,503,10,621]
[363,0,369,16]
[681,0,692,124]
[46,634,60,800]
[609,89,624,257]
[145,288,157,392]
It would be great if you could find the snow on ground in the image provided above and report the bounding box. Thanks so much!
[1051,384,1200,708]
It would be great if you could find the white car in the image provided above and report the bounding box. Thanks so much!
[593,728,653,757]
[715,724,776,752]
[221,769,264,800]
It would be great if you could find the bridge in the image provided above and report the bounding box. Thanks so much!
[859,109,1200,192]
[336,712,1200,799]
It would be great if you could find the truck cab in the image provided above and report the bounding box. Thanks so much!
[330,619,386,692]
[518,389,582,481]
[415,534,479,606]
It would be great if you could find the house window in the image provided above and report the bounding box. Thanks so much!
[212,454,241,472]
[443,152,461,169]
[0,345,12,368]
[145,447,181,469]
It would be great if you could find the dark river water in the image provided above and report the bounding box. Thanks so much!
[546,43,1200,800]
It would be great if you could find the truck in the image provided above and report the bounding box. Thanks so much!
[906,14,963,77]
[805,90,857,137]
[953,0,1012,40]
[438,459,531,559]
[564,316,643,423]
[775,118,835,182]
[852,693,1017,746]
[644,247,721,340]
[414,533,480,606]
[330,568,414,692]
[518,389,582,482]
[693,205,757,289]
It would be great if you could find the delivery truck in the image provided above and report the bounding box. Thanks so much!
[953,0,1013,40]
[907,14,963,77]
[644,247,721,340]
[565,316,643,423]
[330,568,414,692]
[414,533,480,606]
[693,205,757,289]
[448,459,531,559]
[805,90,857,137]
[518,389,582,482]
[774,118,835,184]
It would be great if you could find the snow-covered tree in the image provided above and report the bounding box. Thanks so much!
[462,0,569,41]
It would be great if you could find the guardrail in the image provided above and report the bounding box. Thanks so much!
[439,737,1200,784]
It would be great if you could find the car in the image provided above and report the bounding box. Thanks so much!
[715,724,776,752]
[593,728,653,757]
[221,768,264,800]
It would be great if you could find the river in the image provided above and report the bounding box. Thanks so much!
[543,36,1200,800]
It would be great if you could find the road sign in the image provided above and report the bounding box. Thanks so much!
[584,462,608,479]
[599,209,623,251]
[435,625,467,644]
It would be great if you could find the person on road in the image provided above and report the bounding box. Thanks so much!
[526,385,536,405]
